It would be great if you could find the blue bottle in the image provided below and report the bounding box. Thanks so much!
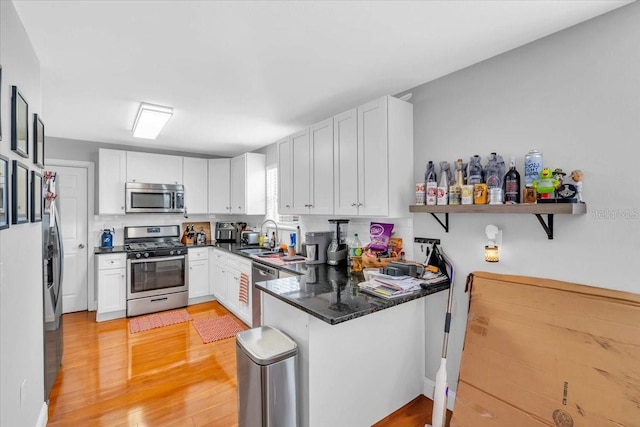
[101,229,113,247]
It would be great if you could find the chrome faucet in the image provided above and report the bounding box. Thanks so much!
[260,219,279,248]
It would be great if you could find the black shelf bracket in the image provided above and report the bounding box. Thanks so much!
[429,212,449,233]
[534,213,554,240]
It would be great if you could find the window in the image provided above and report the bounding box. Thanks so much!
[266,166,298,224]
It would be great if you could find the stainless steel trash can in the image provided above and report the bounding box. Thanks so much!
[236,326,298,427]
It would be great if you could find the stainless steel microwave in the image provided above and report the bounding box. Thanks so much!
[125,182,185,213]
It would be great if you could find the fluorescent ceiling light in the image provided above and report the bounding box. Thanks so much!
[132,102,173,139]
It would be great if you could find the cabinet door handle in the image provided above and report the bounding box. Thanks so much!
[285,204,291,208]
[357,202,363,207]
[78,243,85,249]
[351,203,357,207]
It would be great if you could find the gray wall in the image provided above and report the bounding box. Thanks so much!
[0,1,47,425]
[404,2,640,398]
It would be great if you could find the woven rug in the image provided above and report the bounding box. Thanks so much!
[192,315,245,344]
[129,309,192,333]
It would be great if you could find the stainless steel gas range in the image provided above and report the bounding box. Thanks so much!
[124,225,189,317]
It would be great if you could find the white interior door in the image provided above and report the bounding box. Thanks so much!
[54,165,88,313]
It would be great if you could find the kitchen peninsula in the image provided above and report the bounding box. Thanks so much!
[255,266,449,427]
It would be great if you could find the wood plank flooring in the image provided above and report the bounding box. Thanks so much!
[48,301,451,426]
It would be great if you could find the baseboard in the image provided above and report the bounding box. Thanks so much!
[35,402,48,427]
[423,378,456,411]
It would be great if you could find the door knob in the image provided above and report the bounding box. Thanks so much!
[78,243,85,249]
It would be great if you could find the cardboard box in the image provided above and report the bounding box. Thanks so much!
[451,272,640,427]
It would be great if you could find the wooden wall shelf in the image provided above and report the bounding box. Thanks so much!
[409,203,587,239]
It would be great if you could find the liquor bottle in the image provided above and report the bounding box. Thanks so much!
[503,156,521,203]
[467,155,483,184]
[425,161,438,206]
[449,159,464,205]
[437,161,450,205]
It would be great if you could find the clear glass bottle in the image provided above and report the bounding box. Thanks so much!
[437,161,450,205]
[449,158,464,205]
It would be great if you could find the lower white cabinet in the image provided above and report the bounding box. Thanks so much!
[188,247,213,303]
[96,253,127,322]
[210,249,252,325]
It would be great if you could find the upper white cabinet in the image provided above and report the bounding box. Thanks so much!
[182,157,208,214]
[307,119,334,215]
[230,153,266,215]
[334,96,413,217]
[277,120,334,215]
[277,137,293,215]
[208,158,231,214]
[98,148,127,215]
[126,152,183,185]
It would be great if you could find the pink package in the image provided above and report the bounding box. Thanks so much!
[369,222,394,251]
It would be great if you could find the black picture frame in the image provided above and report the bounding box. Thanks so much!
[12,160,29,224]
[0,155,8,229]
[31,171,43,223]
[0,65,3,142]
[34,114,45,168]
[11,85,29,158]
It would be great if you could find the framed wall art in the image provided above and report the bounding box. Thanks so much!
[0,155,8,229]
[34,114,44,168]
[0,65,3,141]
[11,85,29,158]
[31,171,43,222]
[12,160,29,224]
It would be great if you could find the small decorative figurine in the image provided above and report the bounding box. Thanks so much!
[532,168,560,199]
[570,169,584,202]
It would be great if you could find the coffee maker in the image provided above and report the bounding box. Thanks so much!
[304,231,333,265]
[327,219,350,265]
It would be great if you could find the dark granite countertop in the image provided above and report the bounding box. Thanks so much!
[94,245,127,254]
[255,266,450,325]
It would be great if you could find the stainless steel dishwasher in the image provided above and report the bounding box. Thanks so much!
[251,262,279,327]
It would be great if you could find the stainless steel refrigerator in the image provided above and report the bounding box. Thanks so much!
[43,172,63,401]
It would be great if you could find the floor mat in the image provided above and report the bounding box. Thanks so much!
[129,309,192,333]
[192,315,245,344]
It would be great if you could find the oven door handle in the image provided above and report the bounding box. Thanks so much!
[129,255,186,264]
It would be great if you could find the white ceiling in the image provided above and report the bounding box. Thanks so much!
[13,0,632,157]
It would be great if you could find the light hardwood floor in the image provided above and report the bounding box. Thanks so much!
[48,301,449,426]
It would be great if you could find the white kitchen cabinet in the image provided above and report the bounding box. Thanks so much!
[98,148,127,215]
[126,151,183,185]
[210,250,252,326]
[307,119,334,214]
[208,158,231,214]
[229,153,266,215]
[277,137,293,215]
[182,157,208,214]
[277,120,334,216]
[188,247,211,302]
[334,95,413,217]
[96,253,127,322]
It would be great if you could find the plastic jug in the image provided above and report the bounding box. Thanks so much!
[100,229,114,247]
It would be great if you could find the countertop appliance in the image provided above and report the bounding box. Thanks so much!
[241,231,260,246]
[125,182,185,214]
[215,222,237,243]
[43,172,63,401]
[327,219,350,266]
[305,231,333,265]
[124,225,188,317]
